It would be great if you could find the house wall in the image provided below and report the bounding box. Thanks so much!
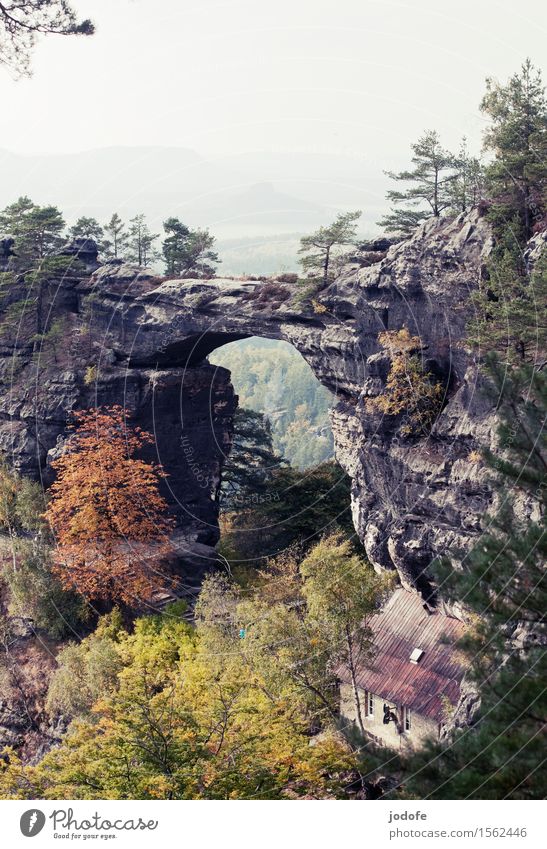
[339,683,439,750]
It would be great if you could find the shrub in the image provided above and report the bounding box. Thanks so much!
[241,280,291,309]
[0,459,88,637]
[311,299,328,314]
[292,279,322,306]
[4,540,89,639]
[367,328,444,435]
[46,610,124,718]
[83,364,98,385]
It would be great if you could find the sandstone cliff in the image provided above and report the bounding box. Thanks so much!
[0,210,497,602]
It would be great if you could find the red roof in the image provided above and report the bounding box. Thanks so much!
[338,588,468,722]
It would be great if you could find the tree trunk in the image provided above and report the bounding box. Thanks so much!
[433,166,439,216]
[323,246,330,286]
[345,625,366,736]
[524,182,531,241]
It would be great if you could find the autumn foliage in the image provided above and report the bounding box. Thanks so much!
[367,328,444,435]
[45,406,174,604]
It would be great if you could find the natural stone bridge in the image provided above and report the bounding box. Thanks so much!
[0,211,497,600]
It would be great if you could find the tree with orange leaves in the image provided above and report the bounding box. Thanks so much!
[45,405,174,605]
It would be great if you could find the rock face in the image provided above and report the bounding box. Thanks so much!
[0,210,499,601]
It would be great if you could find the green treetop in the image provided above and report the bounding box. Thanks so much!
[378,131,457,236]
[0,1,94,76]
[69,216,104,243]
[0,197,65,268]
[126,214,160,267]
[162,217,219,278]
[481,59,547,240]
[401,357,546,799]
[103,213,127,260]
[298,211,361,286]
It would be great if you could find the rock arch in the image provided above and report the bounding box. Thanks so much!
[0,211,496,598]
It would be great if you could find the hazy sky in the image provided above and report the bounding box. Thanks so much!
[1,0,545,165]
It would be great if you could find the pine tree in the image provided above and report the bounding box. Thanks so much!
[162,218,219,278]
[220,408,285,510]
[378,131,456,235]
[220,460,354,565]
[126,214,159,267]
[69,216,104,243]
[468,64,547,363]
[401,357,546,800]
[469,245,547,363]
[298,211,361,285]
[0,1,94,76]
[449,137,485,213]
[103,213,127,260]
[0,197,65,268]
[481,59,547,240]
[162,217,190,276]
[183,228,220,278]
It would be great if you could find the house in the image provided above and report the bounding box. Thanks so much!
[338,588,468,749]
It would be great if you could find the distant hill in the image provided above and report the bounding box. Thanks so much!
[216,233,302,276]
[0,145,383,272]
[0,145,386,237]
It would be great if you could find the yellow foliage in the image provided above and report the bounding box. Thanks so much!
[83,365,98,385]
[377,327,421,354]
[367,328,444,435]
[0,599,356,801]
[311,299,328,314]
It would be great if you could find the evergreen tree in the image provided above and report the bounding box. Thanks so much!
[220,460,354,566]
[468,64,547,363]
[126,214,159,267]
[401,357,546,800]
[183,227,220,278]
[103,213,127,260]
[0,195,34,233]
[469,244,547,363]
[449,137,485,213]
[162,218,219,278]
[0,1,94,76]
[378,131,456,235]
[162,217,190,276]
[0,197,65,268]
[25,205,65,259]
[220,408,285,510]
[69,216,104,243]
[298,211,361,285]
[481,59,547,240]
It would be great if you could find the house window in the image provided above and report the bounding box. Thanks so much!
[366,691,374,717]
[404,706,411,732]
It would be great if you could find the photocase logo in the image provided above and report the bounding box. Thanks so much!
[20,809,46,837]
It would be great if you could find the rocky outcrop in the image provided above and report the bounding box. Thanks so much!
[0,210,500,601]
[0,622,60,762]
